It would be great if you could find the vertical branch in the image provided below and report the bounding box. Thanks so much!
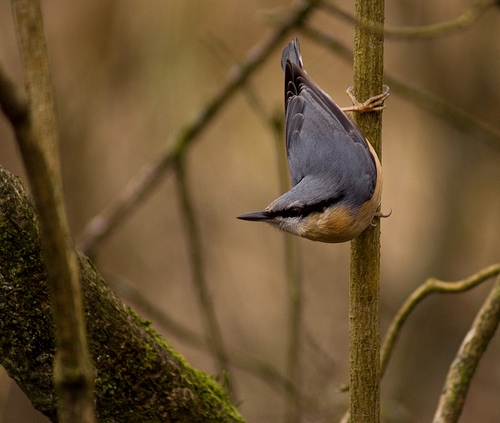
[174,158,234,398]
[272,115,303,423]
[349,0,385,422]
[10,1,95,422]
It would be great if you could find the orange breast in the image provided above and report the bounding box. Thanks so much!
[299,141,382,243]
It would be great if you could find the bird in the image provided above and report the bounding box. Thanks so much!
[237,37,389,243]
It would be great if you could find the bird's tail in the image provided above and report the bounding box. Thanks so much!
[281,37,303,70]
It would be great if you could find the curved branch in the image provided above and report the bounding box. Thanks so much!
[380,264,500,378]
[433,276,500,423]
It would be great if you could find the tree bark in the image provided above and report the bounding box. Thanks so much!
[0,167,244,423]
[349,0,385,421]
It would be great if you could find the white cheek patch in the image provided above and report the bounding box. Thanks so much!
[270,216,303,236]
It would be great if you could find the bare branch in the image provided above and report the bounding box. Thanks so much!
[433,276,500,423]
[348,0,385,422]
[174,159,234,397]
[380,264,500,378]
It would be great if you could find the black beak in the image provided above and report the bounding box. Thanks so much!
[236,211,271,221]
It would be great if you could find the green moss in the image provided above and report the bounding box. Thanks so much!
[1,168,245,422]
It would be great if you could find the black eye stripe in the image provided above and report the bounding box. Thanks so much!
[277,207,303,218]
[270,194,346,219]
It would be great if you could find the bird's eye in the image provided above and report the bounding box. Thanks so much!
[283,207,302,217]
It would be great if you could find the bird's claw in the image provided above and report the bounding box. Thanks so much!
[342,85,390,113]
[370,208,392,226]
[375,208,392,218]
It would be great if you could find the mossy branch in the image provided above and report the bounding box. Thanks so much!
[0,167,245,423]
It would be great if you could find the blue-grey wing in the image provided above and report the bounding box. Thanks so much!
[283,61,377,208]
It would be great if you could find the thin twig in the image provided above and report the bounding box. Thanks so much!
[284,216,303,423]
[380,264,500,378]
[9,1,95,421]
[232,54,305,418]
[433,275,500,423]
[271,114,304,423]
[222,43,305,418]
[174,158,235,398]
[229,44,305,417]
[321,0,497,39]
[77,0,322,255]
[203,37,306,411]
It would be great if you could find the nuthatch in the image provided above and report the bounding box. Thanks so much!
[237,37,389,243]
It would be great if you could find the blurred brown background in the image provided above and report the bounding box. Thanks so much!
[1,0,499,422]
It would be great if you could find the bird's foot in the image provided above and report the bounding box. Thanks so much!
[342,85,390,113]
